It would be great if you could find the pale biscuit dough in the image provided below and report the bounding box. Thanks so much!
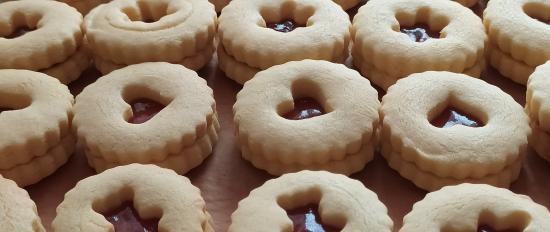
[488,44,534,85]
[484,0,550,67]
[42,46,91,84]
[73,62,217,167]
[1,135,75,187]
[400,184,550,231]
[233,60,379,175]
[94,45,214,74]
[0,0,83,70]
[84,0,217,64]
[526,61,550,161]
[58,0,109,15]
[0,70,73,171]
[0,176,45,231]
[86,117,219,173]
[380,72,530,180]
[218,45,347,84]
[52,164,214,232]
[353,50,484,90]
[352,0,485,80]
[218,0,351,70]
[229,171,393,231]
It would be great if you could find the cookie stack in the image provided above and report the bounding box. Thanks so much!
[484,0,550,85]
[526,61,550,162]
[73,63,219,174]
[0,70,74,187]
[84,0,217,74]
[352,0,486,90]
[0,0,90,84]
[218,0,351,84]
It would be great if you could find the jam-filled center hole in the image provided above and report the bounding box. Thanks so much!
[267,19,304,33]
[1,26,34,39]
[430,107,484,128]
[287,204,341,232]
[261,2,313,33]
[127,98,165,124]
[122,1,170,23]
[400,23,441,42]
[524,2,550,25]
[478,225,521,232]
[103,201,159,232]
[282,97,325,120]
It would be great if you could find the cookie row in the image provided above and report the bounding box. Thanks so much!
[5,165,549,231]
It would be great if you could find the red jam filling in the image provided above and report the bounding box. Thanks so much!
[400,24,440,42]
[478,225,520,232]
[128,98,165,124]
[267,19,303,32]
[3,27,33,39]
[430,107,482,128]
[282,97,325,120]
[287,204,341,232]
[104,202,159,232]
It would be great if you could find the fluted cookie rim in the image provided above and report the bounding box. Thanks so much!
[0,176,45,231]
[488,44,534,85]
[233,60,380,167]
[73,62,216,164]
[84,0,217,64]
[0,0,82,70]
[42,45,91,84]
[529,121,550,162]
[218,0,351,69]
[400,183,550,231]
[380,71,530,179]
[484,0,550,67]
[93,44,214,75]
[52,164,213,232]
[0,70,73,170]
[352,0,485,78]
[526,61,550,131]
[228,170,393,232]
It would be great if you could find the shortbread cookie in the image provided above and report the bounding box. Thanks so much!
[218,45,347,84]
[53,164,214,232]
[0,0,83,70]
[380,71,530,190]
[400,184,550,232]
[84,0,216,64]
[488,44,535,85]
[42,46,91,84]
[94,45,214,74]
[73,62,217,173]
[218,0,350,70]
[2,135,75,187]
[0,70,73,170]
[352,0,485,88]
[484,0,550,67]
[229,171,393,232]
[234,60,380,175]
[58,0,109,15]
[526,61,550,161]
[86,117,220,173]
[0,176,45,231]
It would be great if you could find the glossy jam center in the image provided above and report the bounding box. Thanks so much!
[3,26,33,39]
[282,97,325,120]
[128,98,165,124]
[267,19,303,32]
[430,107,482,128]
[287,204,340,232]
[400,23,440,42]
[478,225,520,232]
[104,202,159,232]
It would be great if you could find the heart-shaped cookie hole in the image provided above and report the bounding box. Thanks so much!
[122,85,171,124]
[0,12,38,39]
[260,1,314,33]
[121,0,171,23]
[443,209,529,232]
[524,2,550,25]
[395,7,449,42]
[428,97,486,128]
[0,91,31,114]
[279,78,329,120]
[104,201,159,232]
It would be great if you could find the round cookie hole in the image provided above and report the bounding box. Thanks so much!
[122,85,170,124]
[0,12,39,39]
[523,2,550,25]
[0,92,32,114]
[428,99,485,128]
[476,210,529,232]
[279,79,328,120]
[260,1,314,33]
[277,188,343,232]
[394,9,449,42]
[121,1,171,23]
